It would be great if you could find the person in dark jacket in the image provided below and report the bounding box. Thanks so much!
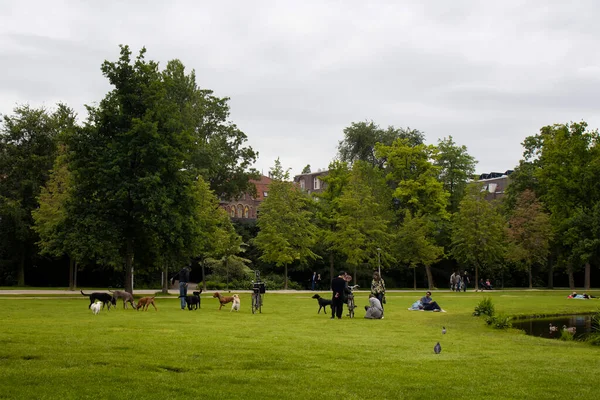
[172,265,191,310]
[331,271,348,319]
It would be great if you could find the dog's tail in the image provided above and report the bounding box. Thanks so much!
[80,290,88,297]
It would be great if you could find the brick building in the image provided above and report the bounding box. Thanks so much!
[220,175,272,220]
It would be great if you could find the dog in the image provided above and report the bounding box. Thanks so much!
[90,301,102,315]
[312,294,332,314]
[109,290,136,309]
[81,290,115,310]
[135,297,157,311]
[231,294,240,312]
[213,292,235,310]
[185,291,202,310]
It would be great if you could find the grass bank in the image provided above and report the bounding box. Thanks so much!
[0,290,598,399]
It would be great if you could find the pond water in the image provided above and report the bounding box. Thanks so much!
[512,314,597,339]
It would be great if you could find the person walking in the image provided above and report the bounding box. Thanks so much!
[311,272,317,291]
[331,271,347,319]
[371,272,386,316]
[461,271,470,292]
[171,265,191,310]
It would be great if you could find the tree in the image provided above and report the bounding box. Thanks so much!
[66,46,202,293]
[0,104,72,285]
[328,161,394,284]
[506,190,553,288]
[301,164,311,174]
[205,221,252,290]
[435,136,477,213]
[517,122,599,288]
[397,211,444,289]
[338,121,424,168]
[254,159,319,289]
[451,184,507,289]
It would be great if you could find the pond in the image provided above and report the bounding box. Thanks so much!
[512,314,597,339]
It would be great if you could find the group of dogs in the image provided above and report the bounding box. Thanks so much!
[81,289,240,314]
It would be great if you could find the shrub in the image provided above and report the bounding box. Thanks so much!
[559,329,574,341]
[473,297,495,317]
[485,313,512,329]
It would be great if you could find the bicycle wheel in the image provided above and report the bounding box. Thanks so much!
[251,293,257,314]
[348,298,354,318]
[258,294,262,313]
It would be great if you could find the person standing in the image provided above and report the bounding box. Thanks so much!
[364,293,383,319]
[171,265,191,310]
[316,273,322,290]
[311,272,317,291]
[371,272,386,315]
[461,271,470,292]
[450,272,457,291]
[331,271,347,319]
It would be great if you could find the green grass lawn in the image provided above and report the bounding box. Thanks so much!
[0,290,599,399]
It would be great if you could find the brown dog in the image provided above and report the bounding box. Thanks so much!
[213,292,234,310]
[135,296,157,311]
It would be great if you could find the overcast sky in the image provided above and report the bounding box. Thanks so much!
[2,1,600,177]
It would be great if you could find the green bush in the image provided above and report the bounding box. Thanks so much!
[559,329,574,341]
[473,297,495,317]
[485,313,512,329]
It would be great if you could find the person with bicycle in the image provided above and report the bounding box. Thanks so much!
[371,272,386,316]
[330,271,348,319]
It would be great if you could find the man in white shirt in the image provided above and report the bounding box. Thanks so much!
[364,294,383,319]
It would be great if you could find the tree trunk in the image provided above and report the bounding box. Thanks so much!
[528,264,533,289]
[547,261,554,289]
[474,264,479,291]
[201,259,206,291]
[413,268,416,290]
[567,263,575,290]
[68,257,74,290]
[329,253,334,290]
[353,265,357,286]
[161,262,169,294]
[17,250,25,286]
[584,262,590,291]
[425,265,434,290]
[73,262,78,289]
[284,264,288,290]
[124,238,134,294]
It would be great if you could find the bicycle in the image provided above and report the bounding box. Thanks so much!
[346,285,359,318]
[251,270,265,314]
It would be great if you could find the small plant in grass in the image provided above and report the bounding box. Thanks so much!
[473,297,495,316]
[559,329,575,341]
[485,313,512,329]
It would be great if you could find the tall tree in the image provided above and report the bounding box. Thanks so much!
[397,211,444,289]
[0,104,73,285]
[329,161,393,283]
[254,159,319,289]
[67,46,201,293]
[517,122,599,288]
[435,136,477,213]
[338,121,424,168]
[451,184,507,289]
[506,190,553,288]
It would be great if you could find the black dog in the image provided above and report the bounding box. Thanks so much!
[312,294,332,314]
[185,290,202,310]
[81,290,115,310]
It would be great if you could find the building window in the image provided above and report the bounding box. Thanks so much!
[313,177,320,190]
[263,191,268,197]
[230,206,235,218]
[237,204,243,217]
[244,206,249,218]
[299,179,305,190]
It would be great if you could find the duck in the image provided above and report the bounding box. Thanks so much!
[549,323,558,332]
[562,325,576,334]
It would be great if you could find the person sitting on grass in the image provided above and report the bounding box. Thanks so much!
[419,291,442,311]
[364,293,383,319]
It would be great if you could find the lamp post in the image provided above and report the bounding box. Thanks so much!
[377,248,381,277]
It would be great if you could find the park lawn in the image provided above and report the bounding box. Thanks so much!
[0,290,598,399]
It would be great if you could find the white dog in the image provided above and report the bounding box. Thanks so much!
[230,294,240,312]
[90,301,102,315]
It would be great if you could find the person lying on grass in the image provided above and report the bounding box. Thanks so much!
[420,291,442,311]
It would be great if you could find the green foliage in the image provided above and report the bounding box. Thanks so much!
[473,297,495,317]
[435,136,477,213]
[485,313,512,329]
[559,329,575,341]
[451,184,507,287]
[254,159,319,288]
[337,120,424,168]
